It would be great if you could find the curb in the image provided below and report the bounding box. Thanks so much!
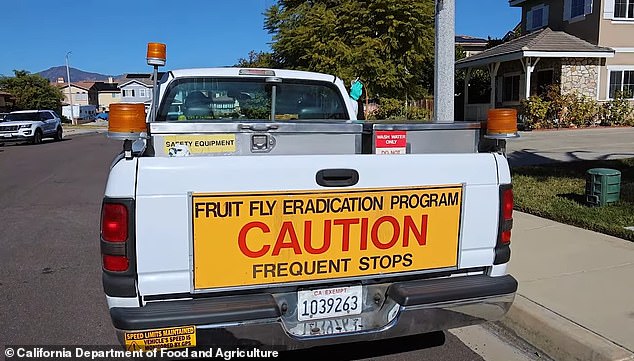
[62,130,106,138]
[500,295,634,361]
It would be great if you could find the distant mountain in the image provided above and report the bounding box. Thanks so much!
[37,66,121,82]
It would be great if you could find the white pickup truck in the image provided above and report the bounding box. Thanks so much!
[100,66,517,352]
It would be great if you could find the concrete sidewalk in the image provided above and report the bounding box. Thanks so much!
[62,122,107,137]
[502,212,634,361]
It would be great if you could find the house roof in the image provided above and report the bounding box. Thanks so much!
[118,72,165,86]
[55,82,94,91]
[455,35,488,45]
[118,79,153,88]
[456,28,614,69]
[91,82,120,92]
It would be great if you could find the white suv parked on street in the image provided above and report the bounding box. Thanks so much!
[0,110,63,145]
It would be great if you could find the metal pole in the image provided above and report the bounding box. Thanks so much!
[433,0,455,123]
[152,66,159,122]
[65,52,75,125]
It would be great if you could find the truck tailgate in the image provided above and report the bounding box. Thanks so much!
[135,153,502,296]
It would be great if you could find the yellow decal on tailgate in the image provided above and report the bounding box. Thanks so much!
[163,134,236,155]
[124,326,196,351]
[192,186,463,290]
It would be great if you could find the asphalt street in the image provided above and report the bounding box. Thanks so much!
[0,133,531,361]
[507,127,634,166]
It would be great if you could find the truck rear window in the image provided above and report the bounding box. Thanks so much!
[157,78,348,121]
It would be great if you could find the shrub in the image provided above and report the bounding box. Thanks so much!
[368,98,404,120]
[601,91,634,126]
[519,96,550,130]
[539,85,600,128]
[405,106,432,121]
[567,93,600,128]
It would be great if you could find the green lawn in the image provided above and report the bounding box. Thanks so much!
[512,158,634,241]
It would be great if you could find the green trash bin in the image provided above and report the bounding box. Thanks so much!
[585,168,621,206]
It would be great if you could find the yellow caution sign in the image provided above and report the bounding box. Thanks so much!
[163,134,236,155]
[124,326,196,351]
[192,185,463,289]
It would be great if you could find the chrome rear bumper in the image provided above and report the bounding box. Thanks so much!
[112,274,517,350]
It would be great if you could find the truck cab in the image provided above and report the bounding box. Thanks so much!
[101,61,517,351]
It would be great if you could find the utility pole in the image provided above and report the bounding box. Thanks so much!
[434,0,455,123]
[65,52,75,125]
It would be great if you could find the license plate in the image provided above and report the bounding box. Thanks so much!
[297,285,362,321]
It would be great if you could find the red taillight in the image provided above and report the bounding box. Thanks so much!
[501,230,512,245]
[101,200,133,274]
[495,185,513,264]
[500,187,513,245]
[103,255,129,272]
[502,188,513,220]
[102,203,128,242]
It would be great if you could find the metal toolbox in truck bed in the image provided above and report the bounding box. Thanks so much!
[150,121,364,157]
[361,121,483,154]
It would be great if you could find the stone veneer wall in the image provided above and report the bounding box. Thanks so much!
[560,58,600,98]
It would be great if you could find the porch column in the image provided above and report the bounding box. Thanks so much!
[489,62,500,108]
[524,57,541,99]
[463,67,472,112]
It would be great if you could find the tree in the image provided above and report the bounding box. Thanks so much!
[236,50,276,68]
[0,70,64,111]
[263,0,435,99]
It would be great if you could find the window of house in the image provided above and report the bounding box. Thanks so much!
[123,89,136,97]
[609,70,634,98]
[565,0,592,21]
[527,4,549,31]
[139,89,146,97]
[533,8,544,28]
[571,0,585,17]
[614,0,634,18]
[535,69,554,96]
[503,74,521,102]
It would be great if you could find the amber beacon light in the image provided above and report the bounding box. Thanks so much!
[147,42,166,66]
[108,103,147,140]
[486,108,519,138]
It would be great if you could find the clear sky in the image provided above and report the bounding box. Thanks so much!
[0,0,520,77]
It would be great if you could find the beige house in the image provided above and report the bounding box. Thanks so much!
[456,35,489,57]
[56,81,94,106]
[457,0,634,120]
